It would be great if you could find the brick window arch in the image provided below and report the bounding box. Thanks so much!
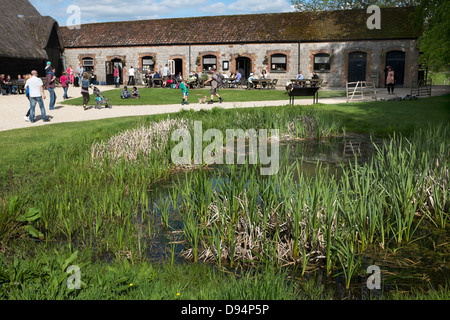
[202,54,217,71]
[314,53,331,72]
[270,53,287,71]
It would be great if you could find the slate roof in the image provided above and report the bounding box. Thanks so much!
[0,0,64,59]
[60,7,419,48]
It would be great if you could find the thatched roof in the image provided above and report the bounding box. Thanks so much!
[61,7,419,48]
[0,0,64,60]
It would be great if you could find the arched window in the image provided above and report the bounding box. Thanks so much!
[202,55,217,71]
[82,57,94,72]
[271,54,287,71]
[142,56,155,72]
[314,53,330,72]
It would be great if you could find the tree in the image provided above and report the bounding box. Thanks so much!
[290,0,450,71]
[290,0,417,11]
[413,0,450,71]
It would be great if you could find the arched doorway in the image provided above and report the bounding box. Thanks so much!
[385,51,405,87]
[174,58,183,77]
[105,58,123,85]
[348,52,367,82]
[235,57,251,79]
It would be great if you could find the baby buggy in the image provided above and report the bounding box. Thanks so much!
[93,86,112,109]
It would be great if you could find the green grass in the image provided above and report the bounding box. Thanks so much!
[2,94,448,176]
[429,71,450,85]
[61,87,346,106]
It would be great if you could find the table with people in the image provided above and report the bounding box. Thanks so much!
[1,74,26,95]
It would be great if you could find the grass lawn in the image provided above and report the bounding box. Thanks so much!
[61,87,347,106]
[1,94,448,192]
[429,71,450,85]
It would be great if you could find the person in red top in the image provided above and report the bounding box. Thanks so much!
[60,72,69,99]
[113,66,120,88]
[67,65,74,85]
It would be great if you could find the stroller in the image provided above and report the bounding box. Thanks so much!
[93,86,112,109]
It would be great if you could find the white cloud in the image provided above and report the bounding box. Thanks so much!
[227,0,294,14]
[29,0,296,25]
[72,0,207,22]
[199,2,228,15]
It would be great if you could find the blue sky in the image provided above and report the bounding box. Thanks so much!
[29,0,296,26]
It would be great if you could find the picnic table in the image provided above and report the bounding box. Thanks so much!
[152,78,163,88]
[3,81,25,94]
[247,79,276,90]
[291,79,322,87]
[287,79,322,105]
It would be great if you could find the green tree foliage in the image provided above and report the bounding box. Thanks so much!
[290,0,417,11]
[413,0,450,71]
[291,0,449,71]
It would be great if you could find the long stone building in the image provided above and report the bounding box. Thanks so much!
[60,7,420,88]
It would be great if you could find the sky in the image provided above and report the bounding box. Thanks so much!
[29,0,296,26]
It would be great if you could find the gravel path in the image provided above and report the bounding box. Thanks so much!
[1,85,448,132]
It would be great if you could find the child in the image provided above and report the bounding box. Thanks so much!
[23,74,31,121]
[179,79,189,105]
[121,86,131,99]
[131,86,140,98]
[60,72,69,99]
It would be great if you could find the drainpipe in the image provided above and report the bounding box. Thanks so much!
[61,53,67,72]
[189,44,191,73]
[298,41,301,74]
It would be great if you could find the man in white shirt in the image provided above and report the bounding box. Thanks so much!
[162,64,169,87]
[128,66,135,85]
[25,70,50,123]
[77,64,84,87]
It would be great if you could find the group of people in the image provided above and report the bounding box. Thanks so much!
[121,86,140,99]
[1,74,25,95]
[142,64,176,88]
[16,61,101,123]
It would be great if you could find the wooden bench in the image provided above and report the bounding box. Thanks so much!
[288,87,320,105]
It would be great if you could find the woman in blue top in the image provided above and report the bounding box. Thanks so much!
[80,72,91,110]
[24,74,31,121]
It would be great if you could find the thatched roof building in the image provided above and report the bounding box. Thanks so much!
[0,0,64,77]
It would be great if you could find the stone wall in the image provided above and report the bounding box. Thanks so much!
[63,39,418,88]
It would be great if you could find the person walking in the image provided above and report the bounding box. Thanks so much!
[46,68,57,110]
[67,65,74,85]
[204,67,223,104]
[162,64,169,87]
[23,74,32,122]
[66,65,74,85]
[80,72,92,110]
[114,66,120,88]
[60,72,69,100]
[77,64,84,87]
[128,66,135,86]
[179,79,189,105]
[386,66,395,95]
[24,70,50,123]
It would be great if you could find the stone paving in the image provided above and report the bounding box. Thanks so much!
[1,85,448,132]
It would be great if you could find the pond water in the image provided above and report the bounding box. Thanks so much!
[138,134,448,298]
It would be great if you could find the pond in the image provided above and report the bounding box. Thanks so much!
[137,133,449,298]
